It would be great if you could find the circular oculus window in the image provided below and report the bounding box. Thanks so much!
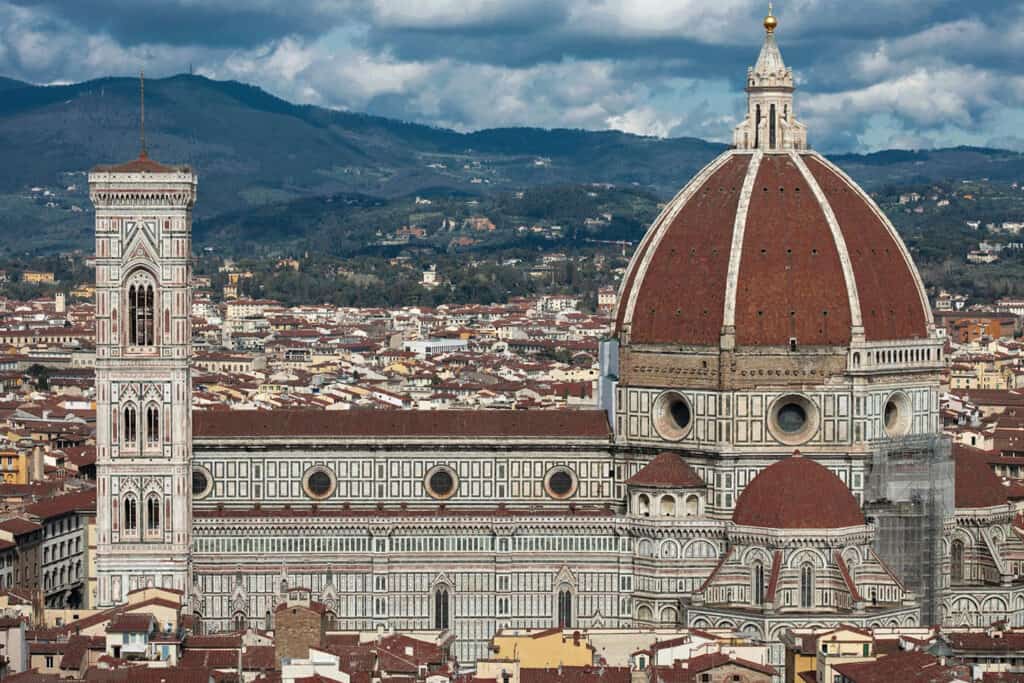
[651,391,694,442]
[884,391,912,437]
[424,465,459,500]
[302,466,337,500]
[192,466,213,500]
[544,467,578,500]
[768,394,819,446]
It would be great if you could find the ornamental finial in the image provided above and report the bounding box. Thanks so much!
[764,2,778,33]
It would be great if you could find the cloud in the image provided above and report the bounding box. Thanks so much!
[0,0,1022,152]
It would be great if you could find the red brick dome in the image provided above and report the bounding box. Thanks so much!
[615,151,931,348]
[732,454,865,529]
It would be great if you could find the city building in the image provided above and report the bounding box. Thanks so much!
[88,7,1024,678]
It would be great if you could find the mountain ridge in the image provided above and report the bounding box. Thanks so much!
[1,73,1023,255]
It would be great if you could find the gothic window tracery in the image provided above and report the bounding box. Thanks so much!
[951,539,965,584]
[126,271,157,347]
[122,405,137,445]
[433,587,450,630]
[753,561,765,606]
[145,404,160,446]
[557,588,573,627]
[123,496,138,533]
[146,495,160,532]
[800,563,814,608]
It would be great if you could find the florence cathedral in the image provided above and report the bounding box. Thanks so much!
[87,7,1024,667]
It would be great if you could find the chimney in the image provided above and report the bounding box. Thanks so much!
[31,446,44,482]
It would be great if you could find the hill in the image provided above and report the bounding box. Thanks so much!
[1,73,1024,255]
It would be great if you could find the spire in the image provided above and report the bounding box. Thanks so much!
[753,3,790,89]
[732,3,808,151]
[139,70,147,159]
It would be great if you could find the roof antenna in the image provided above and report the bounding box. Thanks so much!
[139,69,147,159]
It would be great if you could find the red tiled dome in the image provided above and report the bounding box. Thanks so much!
[625,452,705,488]
[615,151,931,348]
[732,454,864,529]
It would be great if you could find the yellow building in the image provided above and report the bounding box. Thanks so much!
[71,284,96,300]
[489,628,594,669]
[0,449,29,484]
[784,626,877,683]
[42,586,182,634]
[814,627,875,683]
[23,271,55,284]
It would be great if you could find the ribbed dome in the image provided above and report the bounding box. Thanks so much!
[732,454,865,529]
[615,150,931,348]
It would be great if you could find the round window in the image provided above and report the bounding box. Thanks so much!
[545,467,578,500]
[652,391,693,441]
[302,466,336,500]
[777,403,807,433]
[884,391,912,437]
[192,467,212,500]
[768,395,819,445]
[308,471,332,497]
[424,466,459,500]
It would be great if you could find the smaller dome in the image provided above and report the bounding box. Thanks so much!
[733,454,864,529]
[626,452,705,489]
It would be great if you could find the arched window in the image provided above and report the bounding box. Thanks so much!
[800,563,814,608]
[433,588,450,630]
[637,494,650,517]
[685,494,700,517]
[753,561,765,606]
[659,495,676,517]
[951,540,965,584]
[123,405,137,445]
[233,612,246,632]
[123,496,138,532]
[264,611,272,631]
[128,278,156,347]
[146,495,160,532]
[145,405,159,446]
[557,588,573,628]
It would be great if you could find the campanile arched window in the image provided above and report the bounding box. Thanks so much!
[146,495,160,532]
[126,271,156,347]
[145,404,159,446]
[122,405,137,445]
[123,496,137,532]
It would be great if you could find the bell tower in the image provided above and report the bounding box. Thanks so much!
[90,113,197,606]
[733,4,808,151]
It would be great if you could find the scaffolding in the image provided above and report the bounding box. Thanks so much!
[864,434,954,626]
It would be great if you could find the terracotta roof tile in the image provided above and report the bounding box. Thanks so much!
[193,409,611,439]
[625,452,704,488]
[954,445,1010,509]
[732,454,864,529]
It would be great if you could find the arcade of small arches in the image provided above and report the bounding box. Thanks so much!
[632,491,703,518]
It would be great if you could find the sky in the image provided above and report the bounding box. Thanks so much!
[0,0,1022,153]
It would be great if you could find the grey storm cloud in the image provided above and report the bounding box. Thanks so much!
[1,0,1023,152]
